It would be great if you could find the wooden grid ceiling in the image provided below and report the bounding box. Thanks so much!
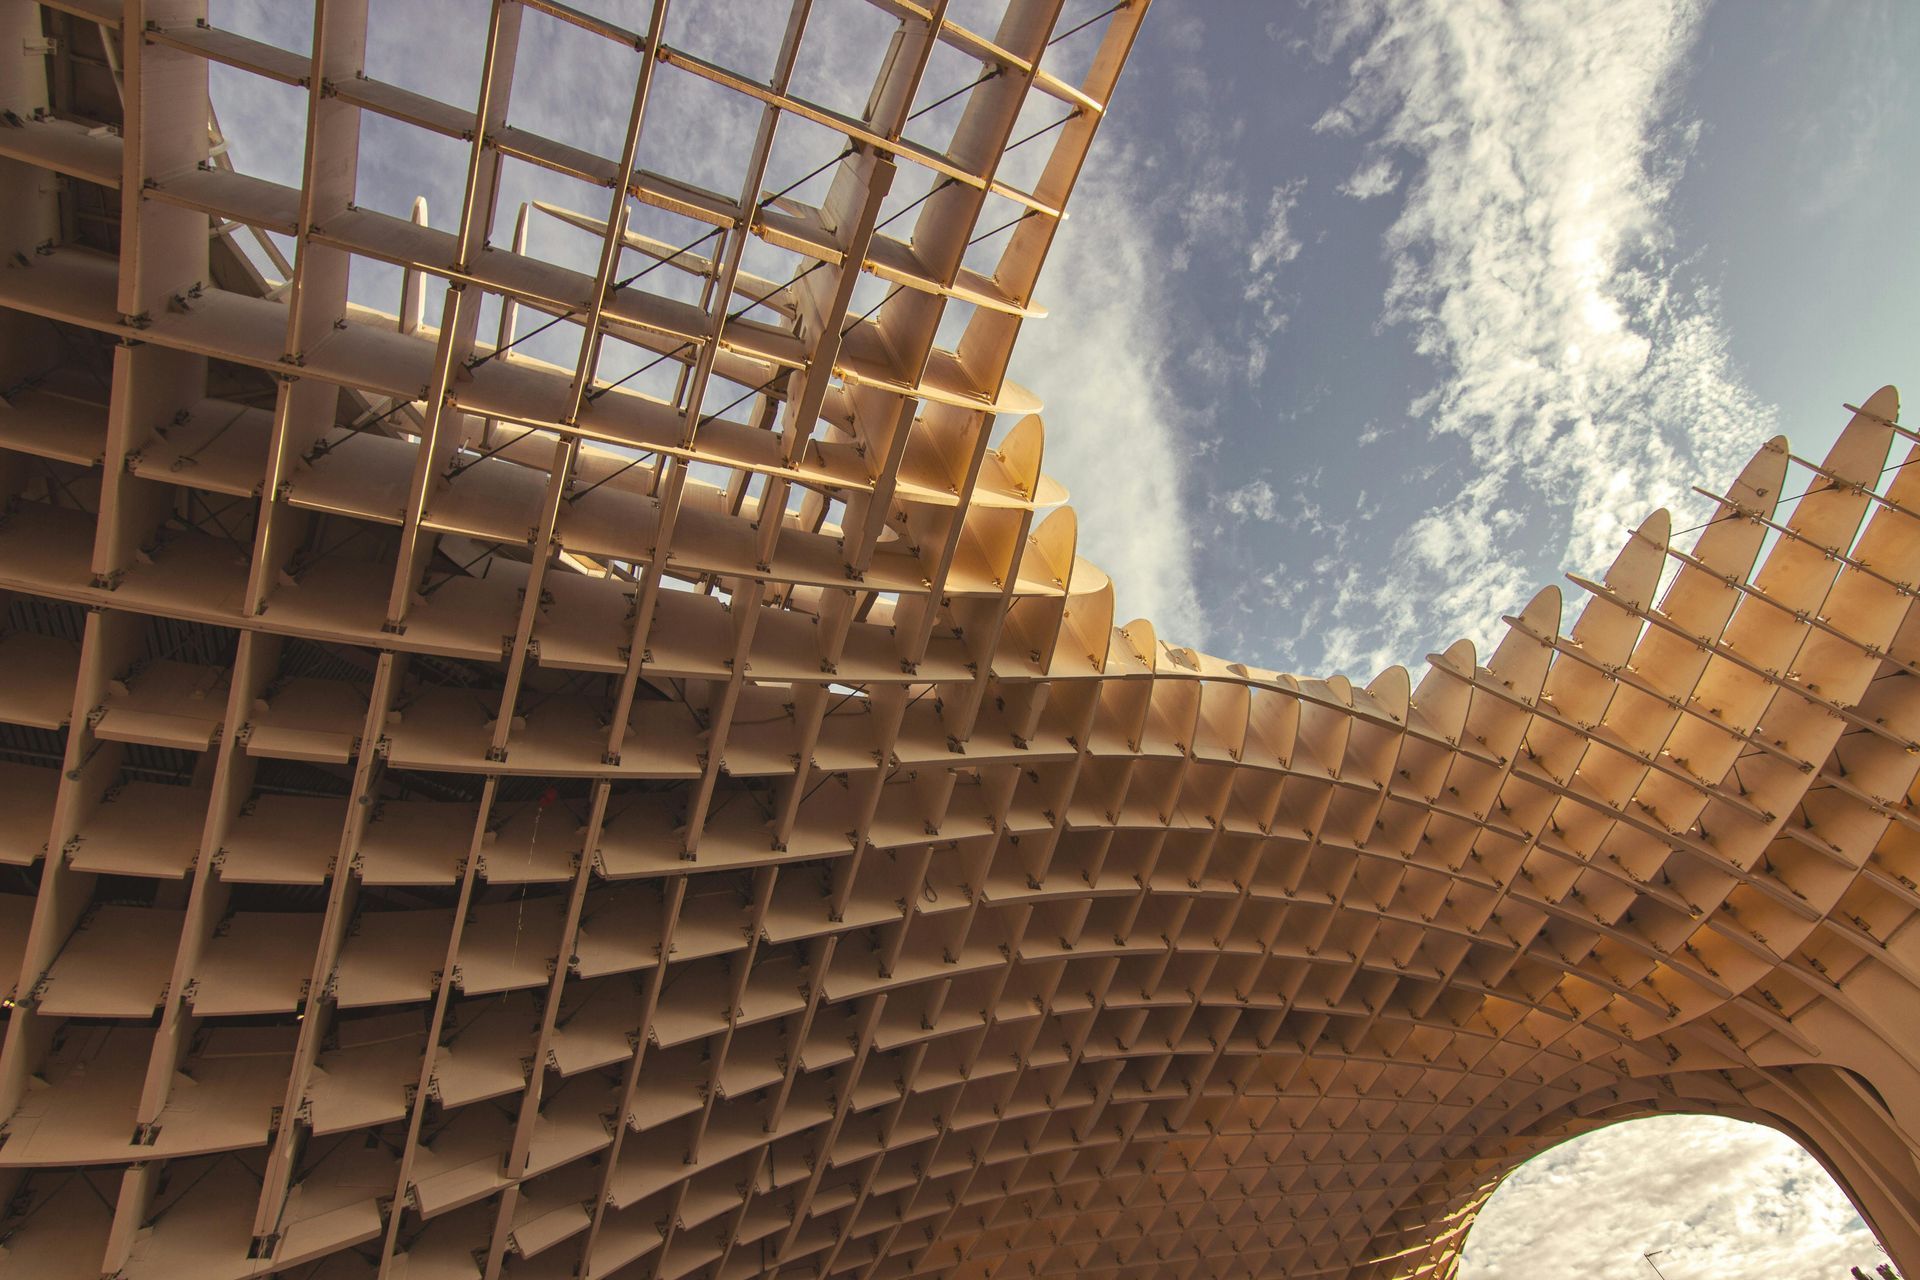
[1,1,1919,1278]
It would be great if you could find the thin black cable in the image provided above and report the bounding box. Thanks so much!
[968,208,1035,247]
[171,403,252,466]
[0,364,55,404]
[840,283,904,337]
[291,521,379,577]
[565,447,660,506]
[1673,501,1781,540]
[46,317,110,393]
[821,683,869,719]
[1004,109,1077,154]
[39,457,86,511]
[695,368,790,433]
[1048,0,1125,47]
[1671,449,1920,539]
[616,224,726,290]
[726,259,830,326]
[741,782,777,825]
[872,176,957,236]
[907,68,999,124]
[192,492,252,545]
[731,702,800,727]
[799,767,844,808]
[517,668,591,719]
[419,544,498,596]
[306,398,414,462]
[704,787,741,825]
[152,1149,233,1211]
[757,146,855,211]
[469,225,727,372]
[76,1170,117,1215]
[468,305,574,370]
[575,367,786,505]
[446,428,536,480]
[669,677,705,731]
[587,338,699,403]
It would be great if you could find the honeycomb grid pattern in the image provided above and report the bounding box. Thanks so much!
[2,2,1920,1279]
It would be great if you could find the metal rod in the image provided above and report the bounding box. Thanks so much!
[587,338,699,402]
[726,259,829,325]
[841,283,904,337]
[872,176,956,236]
[968,208,1034,246]
[906,68,998,124]
[756,145,855,211]
[565,449,660,505]
[1047,0,1126,48]
[1004,109,1077,154]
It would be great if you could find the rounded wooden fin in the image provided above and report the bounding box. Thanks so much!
[1487,585,1561,691]
[1365,665,1410,724]
[1026,506,1077,591]
[1119,618,1158,670]
[994,413,1044,502]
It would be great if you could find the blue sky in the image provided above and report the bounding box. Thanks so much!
[1018,0,1918,683]
[206,0,1913,1272]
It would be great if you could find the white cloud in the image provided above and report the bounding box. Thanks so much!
[1009,139,1206,637]
[1144,23,1304,392]
[1245,180,1307,341]
[1162,11,1205,53]
[1462,1115,1885,1279]
[1339,155,1401,199]
[1312,0,1777,676]
[1214,478,1280,521]
[1169,159,1246,271]
[1248,183,1306,280]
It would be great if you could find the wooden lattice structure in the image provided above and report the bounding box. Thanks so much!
[1,2,1919,1278]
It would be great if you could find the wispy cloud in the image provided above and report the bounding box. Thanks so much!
[1338,155,1400,200]
[1009,137,1206,636]
[1245,179,1307,354]
[1461,1115,1884,1279]
[1783,0,1903,221]
[1213,477,1280,522]
[1311,0,1776,675]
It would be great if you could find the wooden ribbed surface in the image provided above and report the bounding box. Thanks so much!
[1,2,1918,1278]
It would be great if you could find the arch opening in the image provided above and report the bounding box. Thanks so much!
[1457,1114,1893,1279]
